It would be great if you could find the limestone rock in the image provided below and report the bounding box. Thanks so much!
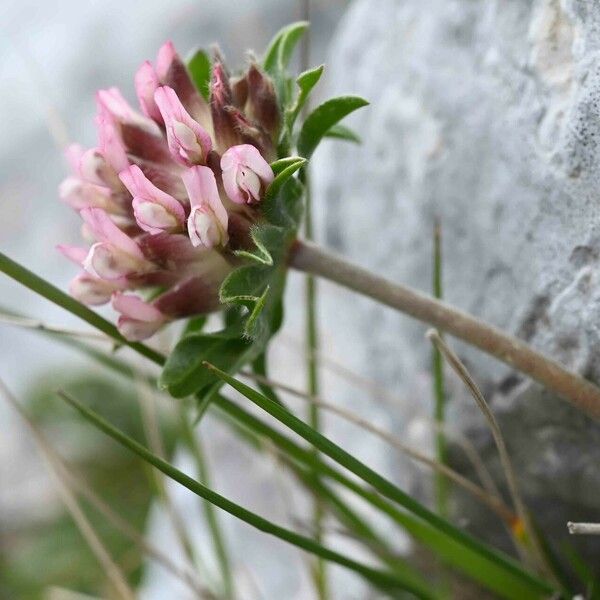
[313,0,600,574]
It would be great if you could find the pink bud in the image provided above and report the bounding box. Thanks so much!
[69,272,125,306]
[154,86,212,166]
[181,166,229,248]
[81,208,149,280]
[120,165,185,234]
[135,61,162,123]
[221,144,274,205]
[112,293,167,341]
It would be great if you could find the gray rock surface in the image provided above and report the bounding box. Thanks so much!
[313,0,600,573]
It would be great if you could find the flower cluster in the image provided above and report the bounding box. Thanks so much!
[58,42,278,341]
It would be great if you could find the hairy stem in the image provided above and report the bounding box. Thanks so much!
[288,240,600,420]
[299,1,327,595]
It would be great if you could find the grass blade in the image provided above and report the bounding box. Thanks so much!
[59,391,440,599]
[180,410,235,600]
[205,363,555,599]
[431,219,448,518]
[0,252,163,364]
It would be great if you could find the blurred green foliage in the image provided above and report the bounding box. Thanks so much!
[0,370,177,599]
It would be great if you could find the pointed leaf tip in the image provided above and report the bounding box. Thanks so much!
[298,95,369,158]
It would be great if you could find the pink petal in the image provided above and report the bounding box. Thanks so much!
[83,242,143,280]
[120,165,185,233]
[156,41,177,81]
[221,144,274,204]
[97,87,161,138]
[112,292,165,322]
[135,61,162,123]
[221,166,245,204]
[181,166,228,246]
[57,245,89,266]
[97,88,138,123]
[221,144,274,183]
[59,177,113,210]
[80,208,144,258]
[79,148,123,189]
[154,86,212,166]
[69,272,119,306]
[117,317,164,341]
[96,108,130,173]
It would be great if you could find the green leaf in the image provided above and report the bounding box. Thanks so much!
[61,391,434,598]
[262,172,304,229]
[232,224,284,266]
[286,65,324,130]
[263,157,306,204]
[219,265,272,339]
[263,21,309,74]
[297,96,369,158]
[206,366,557,600]
[182,315,208,336]
[270,156,307,176]
[224,225,290,339]
[187,49,212,101]
[324,123,362,144]
[159,327,250,398]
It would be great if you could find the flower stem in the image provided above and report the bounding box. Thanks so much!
[288,240,600,420]
[431,219,448,518]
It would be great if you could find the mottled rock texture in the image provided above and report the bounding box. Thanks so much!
[313,0,600,572]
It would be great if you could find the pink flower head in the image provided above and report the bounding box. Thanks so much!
[135,61,162,123]
[58,41,284,340]
[81,208,150,280]
[120,165,185,234]
[112,293,167,341]
[182,166,228,248]
[221,144,274,205]
[154,86,212,166]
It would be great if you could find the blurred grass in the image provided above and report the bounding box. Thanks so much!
[0,371,176,600]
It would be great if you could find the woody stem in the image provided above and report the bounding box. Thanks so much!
[288,239,600,421]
